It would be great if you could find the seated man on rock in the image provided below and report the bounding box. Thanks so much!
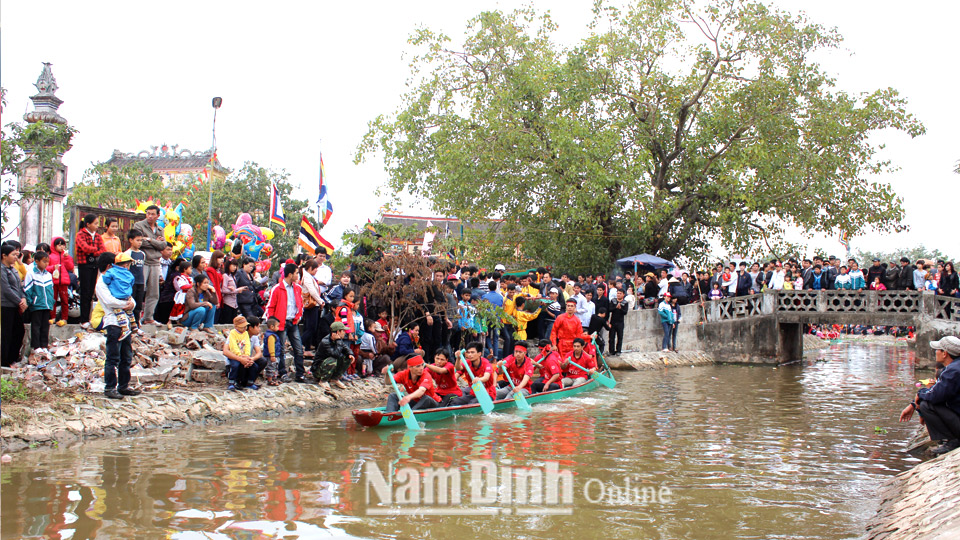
[312,321,355,389]
[900,336,960,456]
[385,355,441,413]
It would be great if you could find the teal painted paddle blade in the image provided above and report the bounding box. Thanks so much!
[500,363,532,411]
[387,365,421,431]
[472,382,494,414]
[459,350,494,414]
[568,358,617,389]
[513,390,532,411]
[398,403,421,431]
[591,371,617,389]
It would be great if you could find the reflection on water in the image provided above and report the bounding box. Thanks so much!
[1,342,923,539]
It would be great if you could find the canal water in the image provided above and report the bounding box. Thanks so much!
[1,342,925,539]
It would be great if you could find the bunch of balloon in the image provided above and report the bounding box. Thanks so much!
[132,199,194,259]
[225,212,274,264]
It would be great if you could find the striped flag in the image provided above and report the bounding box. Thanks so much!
[269,182,286,230]
[298,216,334,255]
[316,152,332,225]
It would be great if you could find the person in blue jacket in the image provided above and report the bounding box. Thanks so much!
[900,336,960,456]
[657,293,676,352]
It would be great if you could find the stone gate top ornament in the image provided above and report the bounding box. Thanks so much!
[34,62,59,96]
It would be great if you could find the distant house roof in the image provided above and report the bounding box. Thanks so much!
[380,213,504,234]
[105,144,230,174]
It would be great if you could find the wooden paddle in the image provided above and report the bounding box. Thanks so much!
[386,365,421,431]
[566,358,617,389]
[458,350,494,414]
[500,363,532,411]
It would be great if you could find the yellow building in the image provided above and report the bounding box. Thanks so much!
[104,143,229,185]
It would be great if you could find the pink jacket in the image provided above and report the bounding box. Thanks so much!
[48,239,75,286]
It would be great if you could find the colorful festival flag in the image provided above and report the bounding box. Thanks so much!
[269,182,286,230]
[316,152,332,225]
[298,216,334,255]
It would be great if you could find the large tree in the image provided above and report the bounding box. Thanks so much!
[357,0,924,272]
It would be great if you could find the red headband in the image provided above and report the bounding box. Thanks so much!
[514,344,527,351]
[407,356,424,366]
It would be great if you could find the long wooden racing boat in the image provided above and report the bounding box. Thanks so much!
[352,375,605,428]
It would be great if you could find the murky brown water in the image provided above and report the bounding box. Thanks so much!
[1,342,925,539]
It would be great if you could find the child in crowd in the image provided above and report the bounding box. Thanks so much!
[49,237,74,327]
[127,229,146,325]
[261,317,282,386]
[101,251,139,340]
[925,272,938,291]
[244,316,264,386]
[870,276,887,291]
[708,282,724,300]
[375,307,390,341]
[359,318,378,378]
[168,260,193,327]
[224,315,254,391]
[24,251,55,354]
[834,266,851,290]
[159,242,174,283]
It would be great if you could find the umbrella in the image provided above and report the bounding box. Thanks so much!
[616,254,675,270]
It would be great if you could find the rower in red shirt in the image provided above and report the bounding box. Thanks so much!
[452,341,497,405]
[498,342,535,399]
[552,297,586,360]
[385,356,440,412]
[425,349,463,407]
[561,337,597,387]
[532,339,563,393]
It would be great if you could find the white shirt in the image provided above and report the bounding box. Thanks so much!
[285,282,296,319]
[574,293,591,327]
[316,263,333,292]
[769,270,785,290]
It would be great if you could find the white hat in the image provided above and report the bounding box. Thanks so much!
[494,264,506,271]
[23,243,37,252]
[930,336,960,357]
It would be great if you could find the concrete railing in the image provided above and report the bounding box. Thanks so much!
[701,290,958,324]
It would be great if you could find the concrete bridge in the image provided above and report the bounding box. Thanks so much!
[623,291,960,364]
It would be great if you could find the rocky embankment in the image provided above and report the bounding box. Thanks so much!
[1,379,388,453]
[865,448,960,539]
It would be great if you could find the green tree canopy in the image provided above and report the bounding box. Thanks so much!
[357,0,924,273]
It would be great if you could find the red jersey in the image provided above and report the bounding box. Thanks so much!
[457,357,497,399]
[394,369,440,403]
[563,352,597,378]
[551,313,584,358]
[429,364,462,397]
[534,350,563,387]
[503,354,534,388]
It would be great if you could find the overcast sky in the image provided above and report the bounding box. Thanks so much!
[2,0,956,258]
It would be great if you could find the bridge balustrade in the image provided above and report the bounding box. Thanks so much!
[702,290,959,324]
[934,296,960,322]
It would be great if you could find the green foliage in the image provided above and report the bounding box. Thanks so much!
[357,0,924,274]
[855,244,954,265]
[67,162,169,215]
[0,377,30,402]
[67,160,311,261]
[474,299,515,332]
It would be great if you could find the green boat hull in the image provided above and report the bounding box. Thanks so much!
[352,377,603,428]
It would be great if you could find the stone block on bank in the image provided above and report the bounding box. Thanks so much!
[193,349,228,371]
[189,369,223,385]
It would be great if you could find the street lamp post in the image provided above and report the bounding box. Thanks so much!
[207,96,222,251]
